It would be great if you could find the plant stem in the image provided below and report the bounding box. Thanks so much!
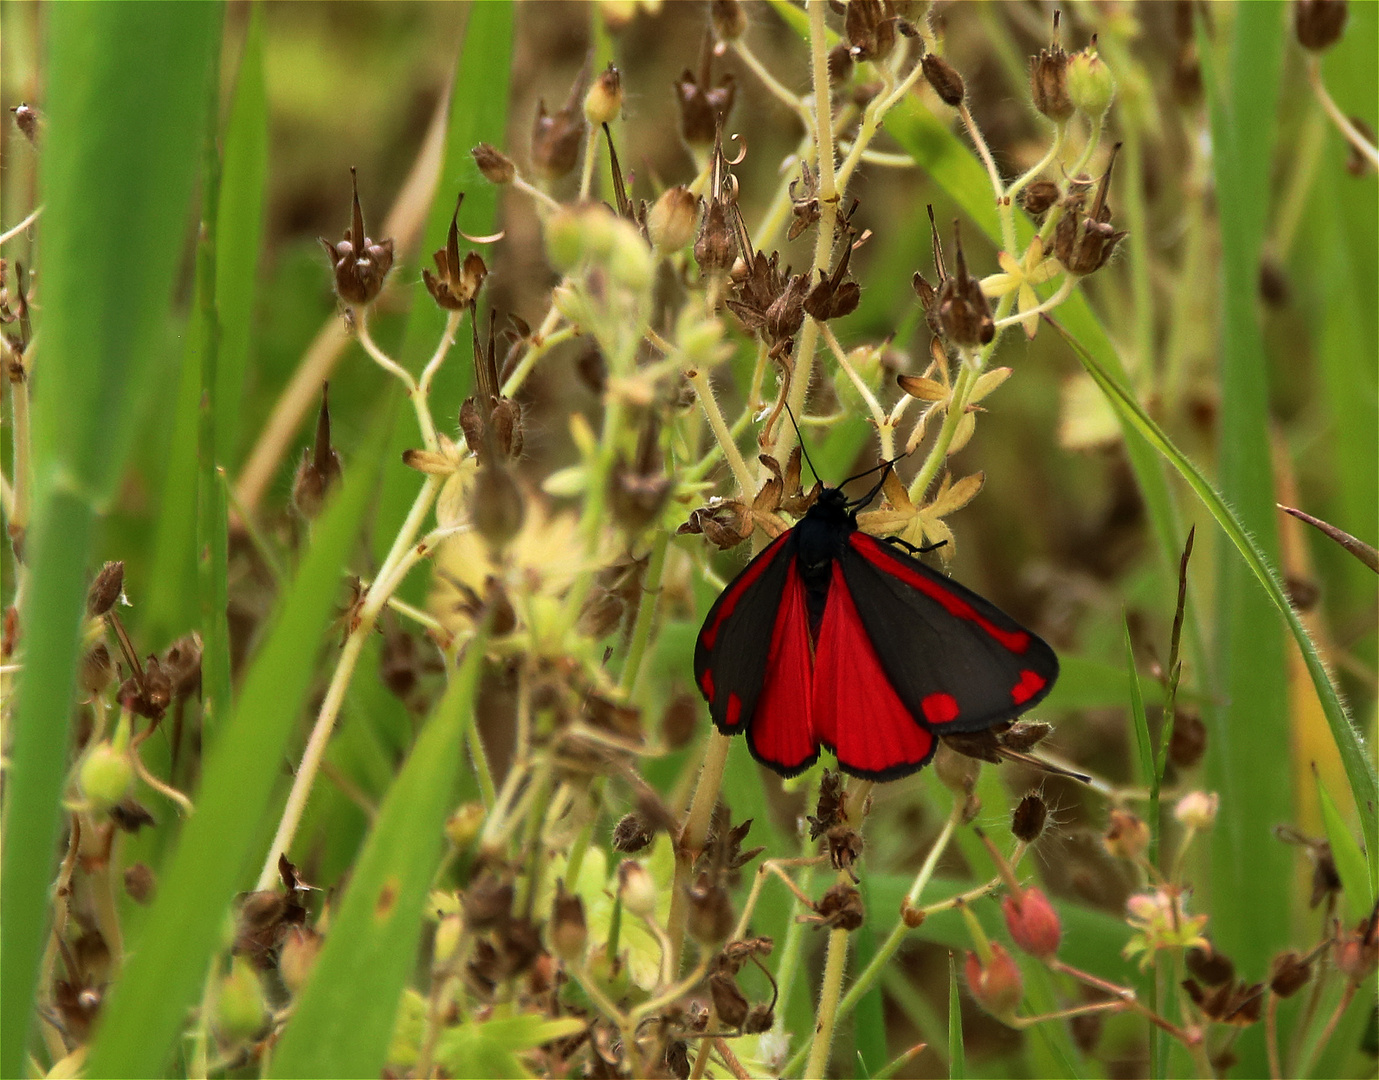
[1308,56,1379,169]
[687,367,754,496]
[666,731,732,974]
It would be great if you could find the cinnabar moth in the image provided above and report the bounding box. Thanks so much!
[694,476,1059,780]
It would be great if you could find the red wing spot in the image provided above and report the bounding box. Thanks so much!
[700,533,791,650]
[1011,669,1046,705]
[921,692,961,725]
[851,535,1031,654]
[699,668,715,702]
[726,693,742,725]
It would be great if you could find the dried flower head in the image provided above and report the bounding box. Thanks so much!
[292,383,343,519]
[531,71,588,181]
[845,0,897,62]
[87,560,126,617]
[320,168,394,306]
[1053,147,1127,275]
[676,30,736,146]
[1029,12,1074,122]
[1011,791,1048,842]
[423,195,489,311]
[937,221,994,347]
[472,142,516,185]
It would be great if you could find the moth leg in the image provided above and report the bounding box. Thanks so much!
[883,536,948,557]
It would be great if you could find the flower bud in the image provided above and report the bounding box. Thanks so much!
[585,64,623,126]
[711,0,747,41]
[213,957,267,1045]
[900,900,925,928]
[279,925,323,995]
[550,881,588,962]
[922,53,965,107]
[1103,808,1150,862]
[1174,791,1219,830]
[472,142,515,185]
[1295,0,1347,51]
[618,859,658,919]
[79,742,134,814]
[433,913,464,966]
[87,560,126,617]
[1011,792,1048,843]
[647,185,699,255]
[1002,887,1062,959]
[1067,43,1116,117]
[964,942,1023,1017]
[445,802,485,848]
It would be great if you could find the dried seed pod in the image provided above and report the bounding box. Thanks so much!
[1029,14,1074,122]
[676,30,737,146]
[423,194,489,311]
[936,221,994,346]
[647,185,699,255]
[712,0,748,42]
[709,970,749,1028]
[1295,0,1347,51]
[815,883,864,931]
[922,53,965,106]
[124,862,155,904]
[1168,709,1207,768]
[694,198,737,273]
[472,142,515,185]
[320,168,394,306]
[1053,147,1127,275]
[1269,950,1312,998]
[687,872,736,944]
[550,881,588,962]
[1019,179,1061,217]
[827,43,854,85]
[1186,945,1235,986]
[612,813,654,853]
[462,873,514,932]
[292,384,343,519]
[531,74,587,181]
[1011,792,1048,842]
[10,102,38,144]
[81,642,115,697]
[845,0,896,62]
[88,561,126,617]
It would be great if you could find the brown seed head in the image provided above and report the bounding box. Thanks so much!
[1019,179,1061,217]
[472,142,516,185]
[1011,792,1048,842]
[81,643,115,698]
[711,0,748,41]
[804,241,862,322]
[676,32,737,146]
[1053,146,1127,275]
[612,812,654,853]
[462,873,514,932]
[531,84,587,182]
[687,872,736,944]
[1295,0,1348,51]
[1168,709,1207,768]
[88,561,126,617]
[551,881,589,963]
[922,53,966,107]
[471,460,525,553]
[292,384,343,519]
[1186,945,1236,986]
[936,221,994,346]
[709,970,750,1028]
[320,168,394,306]
[815,883,865,931]
[423,195,489,311]
[10,102,38,144]
[828,42,855,85]
[845,0,897,62]
[695,198,738,273]
[1269,950,1312,998]
[1029,14,1074,121]
[124,862,156,904]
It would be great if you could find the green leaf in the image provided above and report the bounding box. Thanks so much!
[1048,322,1379,887]
[852,880,888,1077]
[1044,653,1167,713]
[436,1015,586,1080]
[947,953,965,1080]
[1315,775,1374,925]
[269,630,488,1077]
[0,7,220,1074]
[86,416,386,1077]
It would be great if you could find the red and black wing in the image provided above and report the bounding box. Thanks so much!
[694,533,821,777]
[838,532,1058,736]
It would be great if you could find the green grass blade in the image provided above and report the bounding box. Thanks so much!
[1200,10,1291,1039]
[947,953,965,1080]
[269,631,488,1077]
[0,8,220,1074]
[1050,323,1379,883]
[215,2,270,465]
[852,882,888,1077]
[370,2,514,581]
[86,419,386,1077]
[1315,773,1375,924]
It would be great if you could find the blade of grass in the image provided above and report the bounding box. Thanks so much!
[369,1,514,586]
[215,2,269,467]
[947,953,965,1080]
[85,417,386,1077]
[852,881,888,1078]
[1048,319,1379,885]
[1124,618,1157,854]
[269,627,489,1077]
[1314,768,1375,924]
[0,8,220,1074]
[1199,14,1291,1053]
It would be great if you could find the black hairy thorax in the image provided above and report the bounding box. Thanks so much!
[794,488,857,640]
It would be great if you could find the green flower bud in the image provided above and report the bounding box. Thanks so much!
[213,957,266,1045]
[79,742,134,814]
[1067,44,1116,118]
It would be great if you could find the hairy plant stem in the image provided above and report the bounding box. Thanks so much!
[688,366,754,496]
[666,731,732,975]
[256,473,443,889]
[1308,56,1379,169]
[804,777,873,1078]
[619,528,670,698]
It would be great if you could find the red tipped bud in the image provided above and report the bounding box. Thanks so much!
[1002,887,1062,959]
[964,942,1023,1017]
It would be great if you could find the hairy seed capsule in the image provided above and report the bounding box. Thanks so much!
[472,142,515,185]
[922,54,966,106]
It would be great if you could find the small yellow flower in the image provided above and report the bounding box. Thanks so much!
[980,237,1061,338]
[1122,887,1210,971]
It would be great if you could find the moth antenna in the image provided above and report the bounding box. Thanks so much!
[782,403,821,487]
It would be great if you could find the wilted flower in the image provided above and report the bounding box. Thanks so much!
[1103,808,1150,862]
[422,195,489,311]
[1122,888,1209,970]
[936,221,994,347]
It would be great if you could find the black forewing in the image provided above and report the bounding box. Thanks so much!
[694,532,798,734]
[839,534,1058,732]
